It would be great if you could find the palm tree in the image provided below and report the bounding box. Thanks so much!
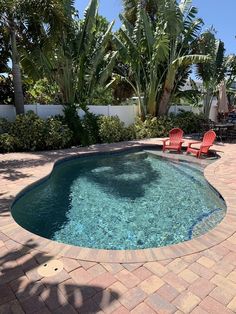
[115,4,169,117]
[195,30,234,117]
[116,0,209,117]
[23,0,117,110]
[225,54,236,89]
[0,18,10,74]
[157,0,210,115]
[196,31,236,116]
[123,0,158,24]
[0,0,69,114]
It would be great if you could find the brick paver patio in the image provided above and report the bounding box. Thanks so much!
[0,139,236,313]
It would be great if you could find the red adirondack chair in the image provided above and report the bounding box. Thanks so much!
[162,128,184,153]
[186,130,216,158]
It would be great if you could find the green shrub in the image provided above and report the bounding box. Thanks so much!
[25,78,60,104]
[82,112,101,145]
[155,116,175,137]
[9,111,46,151]
[0,111,72,153]
[44,118,73,149]
[134,115,174,139]
[90,86,114,105]
[0,134,16,153]
[0,118,11,134]
[98,115,126,143]
[172,111,207,134]
[0,75,14,104]
[122,124,136,141]
[63,104,84,145]
[0,109,207,153]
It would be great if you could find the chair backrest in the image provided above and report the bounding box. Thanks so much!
[169,128,184,143]
[202,130,216,148]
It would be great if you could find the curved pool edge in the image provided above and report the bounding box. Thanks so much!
[2,139,236,263]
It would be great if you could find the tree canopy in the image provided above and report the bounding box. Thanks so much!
[0,0,235,118]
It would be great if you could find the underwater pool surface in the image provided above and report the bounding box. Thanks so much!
[12,150,226,250]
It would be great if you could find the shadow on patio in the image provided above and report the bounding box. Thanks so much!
[0,239,120,313]
[0,193,12,218]
[0,141,146,183]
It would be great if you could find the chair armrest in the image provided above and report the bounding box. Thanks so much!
[162,138,170,144]
[201,144,213,148]
[187,141,201,148]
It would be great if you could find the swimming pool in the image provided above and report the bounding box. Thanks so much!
[11,150,226,250]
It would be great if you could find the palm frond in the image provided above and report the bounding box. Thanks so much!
[172,54,211,69]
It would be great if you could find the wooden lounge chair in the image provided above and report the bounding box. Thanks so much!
[162,128,184,153]
[186,130,216,158]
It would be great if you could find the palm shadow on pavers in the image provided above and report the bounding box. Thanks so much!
[0,240,120,313]
[0,193,12,219]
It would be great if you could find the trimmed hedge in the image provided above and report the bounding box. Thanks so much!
[171,111,207,134]
[0,110,207,152]
[0,111,72,153]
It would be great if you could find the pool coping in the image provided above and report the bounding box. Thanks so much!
[1,139,236,263]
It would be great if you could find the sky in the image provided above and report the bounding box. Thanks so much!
[75,0,236,54]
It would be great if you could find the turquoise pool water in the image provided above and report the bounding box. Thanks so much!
[12,150,226,250]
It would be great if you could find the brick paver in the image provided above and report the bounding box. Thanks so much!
[200,296,234,314]
[0,140,236,313]
[132,266,152,280]
[228,296,236,312]
[119,287,147,311]
[210,286,234,305]
[178,269,199,284]
[197,256,216,269]
[146,292,177,313]
[115,270,140,289]
[172,291,200,313]
[131,302,156,313]
[188,277,215,299]
[0,284,15,305]
[138,275,164,294]
[156,284,179,302]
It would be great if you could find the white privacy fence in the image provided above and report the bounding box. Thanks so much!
[78,105,139,126]
[0,105,16,121]
[0,104,201,125]
[0,104,139,126]
[168,105,202,115]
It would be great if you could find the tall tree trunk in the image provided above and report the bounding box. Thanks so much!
[158,88,171,116]
[138,95,146,120]
[203,89,213,119]
[147,86,157,116]
[10,21,24,114]
[147,99,156,116]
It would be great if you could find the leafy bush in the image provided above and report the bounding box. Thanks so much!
[0,109,207,153]
[0,134,17,152]
[133,112,207,140]
[0,75,14,104]
[82,112,101,145]
[90,86,114,105]
[25,78,61,104]
[172,111,207,134]
[134,115,174,139]
[10,111,47,151]
[122,124,136,141]
[63,104,84,145]
[0,118,11,134]
[0,111,72,153]
[44,118,73,149]
[98,115,126,143]
[63,105,103,146]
